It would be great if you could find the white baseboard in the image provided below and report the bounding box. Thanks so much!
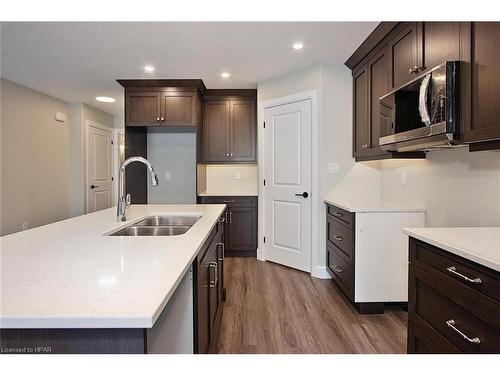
[311,266,332,279]
[256,247,266,262]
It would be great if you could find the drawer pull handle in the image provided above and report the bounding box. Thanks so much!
[223,200,235,203]
[333,235,343,241]
[208,262,218,288]
[445,319,480,345]
[332,265,342,273]
[333,212,343,218]
[217,242,225,261]
[446,266,482,284]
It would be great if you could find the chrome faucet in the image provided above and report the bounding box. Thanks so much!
[117,156,159,222]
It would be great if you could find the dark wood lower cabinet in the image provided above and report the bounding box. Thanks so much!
[407,238,500,354]
[198,196,257,257]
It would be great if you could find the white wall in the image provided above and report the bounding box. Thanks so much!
[1,79,116,235]
[204,164,258,193]
[377,147,500,227]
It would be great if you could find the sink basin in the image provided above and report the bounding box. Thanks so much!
[134,215,200,227]
[108,215,201,236]
[110,225,191,236]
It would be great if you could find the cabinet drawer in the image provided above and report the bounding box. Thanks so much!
[408,319,460,354]
[410,239,500,303]
[410,265,500,353]
[326,217,354,266]
[326,204,354,229]
[327,244,354,301]
[200,196,257,207]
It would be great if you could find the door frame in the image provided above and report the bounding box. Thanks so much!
[84,120,115,214]
[258,90,321,276]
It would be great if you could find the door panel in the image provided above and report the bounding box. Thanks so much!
[227,207,256,252]
[196,251,210,354]
[229,100,256,162]
[264,99,312,272]
[389,23,418,88]
[368,48,389,149]
[87,124,113,213]
[203,101,229,162]
[421,22,459,72]
[353,67,369,155]
[162,92,195,126]
[126,92,161,126]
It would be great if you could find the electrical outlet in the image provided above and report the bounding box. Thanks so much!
[400,167,408,185]
[22,222,29,231]
[235,171,241,180]
[165,171,171,180]
[328,162,340,174]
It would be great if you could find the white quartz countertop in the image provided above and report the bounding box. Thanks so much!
[0,204,225,329]
[198,190,258,197]
[323,195,426,213]
[403,227,500,272]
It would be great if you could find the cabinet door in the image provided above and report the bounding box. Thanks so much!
[227,207,257,254]
[126,92,161,126]
[419,22,459,73]
[203,101,230,162]
[368,48,389,150]
[388,23,419,88]
[206,239,219,335]
[461,22,500,143]
[216,223,225,304]
[162,91,197,126]
[353,66,369,156]
[196,249,210,354]
[229,100,256,162]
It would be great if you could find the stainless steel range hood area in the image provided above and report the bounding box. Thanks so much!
[379,62,461,152]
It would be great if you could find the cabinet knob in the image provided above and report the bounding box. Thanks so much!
[226,153,230,157]
[161,117,165,121]
[156,117,160,121]
[409,65,419,74]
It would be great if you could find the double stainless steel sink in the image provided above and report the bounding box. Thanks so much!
[109,215,201,236]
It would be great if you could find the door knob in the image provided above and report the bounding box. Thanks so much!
[90,184,99,189]
[295,192,309,198]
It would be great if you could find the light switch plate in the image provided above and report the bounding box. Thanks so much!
[55,112,67,122]
[235,171,241,180]
[165,171,171,180]
[328,162,340,174]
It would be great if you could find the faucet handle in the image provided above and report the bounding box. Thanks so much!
[125,194,131,208]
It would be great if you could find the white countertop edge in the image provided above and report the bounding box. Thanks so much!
[323,197,427,213]
[403,228,500,272]
[198,191,258,197]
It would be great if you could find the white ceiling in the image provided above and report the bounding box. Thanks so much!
[0,22,377,116]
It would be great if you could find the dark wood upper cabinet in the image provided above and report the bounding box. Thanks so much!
[162,91,197,126]
[126,92,161,126]
[203,101,230,162]
[388,22,419,89]
[202,98,256,163]
[353,66,369,157]
[461,22,500,144]
[368,48,389,150]
[419,22,460,74]
[229,100,256,162]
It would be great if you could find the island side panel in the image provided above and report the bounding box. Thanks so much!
[0,328,146,354]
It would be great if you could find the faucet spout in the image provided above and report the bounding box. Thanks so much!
[117,156,159,222]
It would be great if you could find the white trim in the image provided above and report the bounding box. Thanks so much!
[84,120,114,214]
[313,266,332,279]
[258,90,319,276]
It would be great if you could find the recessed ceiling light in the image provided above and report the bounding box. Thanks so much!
[221,72,230,79]
[144,65,155,73]
[292,42,304,50]
[95,96,116,103]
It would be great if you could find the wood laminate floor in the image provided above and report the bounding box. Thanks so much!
[214,257,407,354]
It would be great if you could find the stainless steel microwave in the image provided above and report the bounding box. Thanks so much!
[379,61,460,152]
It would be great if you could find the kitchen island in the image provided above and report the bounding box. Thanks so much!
[0,204,226,354]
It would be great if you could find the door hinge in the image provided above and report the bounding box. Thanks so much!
[263,179,266,186]
[263,236,266,243]
[111,140,114,145]
[111,176,114,181]
[263,121,266,128]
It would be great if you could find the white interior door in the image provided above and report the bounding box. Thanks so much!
[264,99,312,272]
[86,122,113,213]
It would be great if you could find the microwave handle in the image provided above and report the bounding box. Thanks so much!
[419,74,432,126]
